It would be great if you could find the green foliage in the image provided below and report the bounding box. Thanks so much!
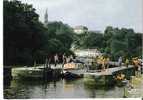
[73,33,88,49]
[4,0,75,66]
[4,0,42,65]
[74,26,142,60]
[73,31,104,50]
[104,27,142,60]
[4,0,142,65]
[44,21,75,56]
[83,32,104,49]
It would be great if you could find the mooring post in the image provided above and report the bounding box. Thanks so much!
[123,87,127,98]
[34,60,36,68]
[61,63,64,74]
[43,58,48,80]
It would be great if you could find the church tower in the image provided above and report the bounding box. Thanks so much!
[44,9,48,27]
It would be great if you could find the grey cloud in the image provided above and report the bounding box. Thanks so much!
[20,0,143,33]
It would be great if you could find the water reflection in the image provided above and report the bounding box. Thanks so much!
[4,78,126,99]
[63,80,74,92]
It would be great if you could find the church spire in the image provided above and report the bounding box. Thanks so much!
[44,9,48,26]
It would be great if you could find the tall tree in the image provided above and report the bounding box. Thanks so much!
[4,0,45,65]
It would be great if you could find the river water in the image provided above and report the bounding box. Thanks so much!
[4,78,127,99]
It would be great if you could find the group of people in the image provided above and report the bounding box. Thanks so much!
[96,56,110,71]
[53,53,142,75]
[54,53,74,67]
[118,56,142,76]
[115,72,125,81]
[95,55,142,73]
[132,57,142,76]
[118,57,130,67]
[114,57,142,88]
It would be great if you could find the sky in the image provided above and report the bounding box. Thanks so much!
[20,0,143,33]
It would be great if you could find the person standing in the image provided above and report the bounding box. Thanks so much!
[118,56,122,67]
[125,58,129,67]
[54,54,59,67]
[69,55,73,62]
[62,53,67,67]
[132,57,141,77]
[62,53,66,63]
[106,57,110,71]
[101,57,106,71]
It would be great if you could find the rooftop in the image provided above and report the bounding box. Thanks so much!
[74,25,88,30]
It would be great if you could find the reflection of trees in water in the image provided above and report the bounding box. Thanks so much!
[4,78,60,99]
[87,88,96,98]
[84,84,115,98]
[4,78,11,89]
[4,79,32,99]
[42,80,50,96]
[4,77,127,98]
[63,79,74,92]
[53,80,57,89]
[84,84,96,98]
[42,78,61,96]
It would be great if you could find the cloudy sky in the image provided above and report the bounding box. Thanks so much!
[20,0,143,33]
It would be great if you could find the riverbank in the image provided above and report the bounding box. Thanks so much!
[12,65,62,80]
[126,75,143,98]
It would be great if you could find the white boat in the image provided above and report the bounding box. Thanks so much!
[63,62,86,79]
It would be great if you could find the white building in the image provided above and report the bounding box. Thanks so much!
[73,25,88,34]
[74,49,102,58]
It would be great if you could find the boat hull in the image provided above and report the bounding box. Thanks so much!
[63,69,84,79]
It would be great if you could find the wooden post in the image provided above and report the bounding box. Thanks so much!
[45,58,48,68]
[123,86,128,98]
[34,60,36,68]
[43,58,48,80]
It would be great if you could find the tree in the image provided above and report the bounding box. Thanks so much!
[83,32,104,49]
[4,0,46,65]
[103,26,142,60]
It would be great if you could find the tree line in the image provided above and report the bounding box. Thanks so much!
[4,0,75,66]
[74,26,142,60]
[4,0,142,66]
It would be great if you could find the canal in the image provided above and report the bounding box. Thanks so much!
[4,78,127,99]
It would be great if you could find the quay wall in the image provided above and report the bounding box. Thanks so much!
[12,67,62,80]
[84,66,135,86]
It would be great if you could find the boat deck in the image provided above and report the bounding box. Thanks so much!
[84,65,134,76]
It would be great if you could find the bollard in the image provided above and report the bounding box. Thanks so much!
[123,87,128,98]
